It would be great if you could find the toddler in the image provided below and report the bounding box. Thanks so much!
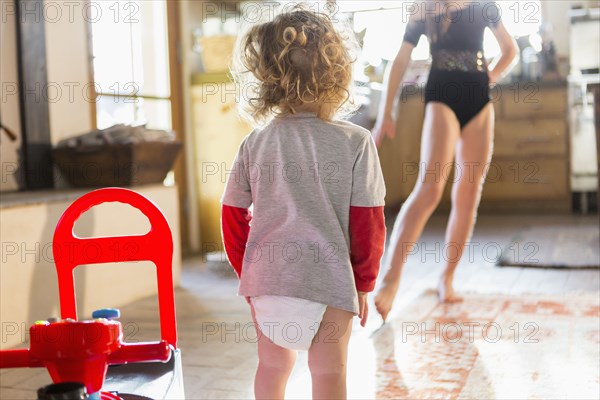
[221,7,386,399]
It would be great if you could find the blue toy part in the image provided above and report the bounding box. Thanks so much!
[92,309,121,320]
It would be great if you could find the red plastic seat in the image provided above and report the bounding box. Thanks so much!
[52,187,178,347]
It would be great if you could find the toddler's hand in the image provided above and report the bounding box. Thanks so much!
[357,291,369,327]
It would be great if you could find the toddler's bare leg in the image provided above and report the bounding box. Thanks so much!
[308,306,354,399]
[375,103,460,320]
[250,303,297,399]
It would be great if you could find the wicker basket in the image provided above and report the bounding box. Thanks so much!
[53,141,181,187]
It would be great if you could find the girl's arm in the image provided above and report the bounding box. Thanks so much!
[349,206,386,293]
[349,134,387,326]
[220,135,253,278]
[221,205,251,278]
[350,205,385,328]
[372,42,415,146]
[487,20,519,85]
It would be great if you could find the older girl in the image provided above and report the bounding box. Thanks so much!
[373,0,518,320]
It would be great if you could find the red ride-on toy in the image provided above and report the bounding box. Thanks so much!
[0,188,184,399]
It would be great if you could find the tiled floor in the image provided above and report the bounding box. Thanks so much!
[1,213,599,399]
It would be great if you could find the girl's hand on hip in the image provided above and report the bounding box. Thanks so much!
[371,114,396,147]
[357,291,369,327]
[488,69,499,86]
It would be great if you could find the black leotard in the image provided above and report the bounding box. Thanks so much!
[403,1,502,128]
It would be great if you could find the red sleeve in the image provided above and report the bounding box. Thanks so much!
[349,206,386,292]
[221,205,251,278]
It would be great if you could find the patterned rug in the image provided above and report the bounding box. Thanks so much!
[373,290,600,400]
[497,225,600,269]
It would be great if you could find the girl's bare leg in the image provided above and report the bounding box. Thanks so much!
[250,303,297,400]
[308,306,353,400]
[438,103,495,302]
[375,103,461,321]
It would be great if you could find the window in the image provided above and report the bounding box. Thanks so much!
[347,0,542,64]
[91,0,172,130]
[484,1,542,57]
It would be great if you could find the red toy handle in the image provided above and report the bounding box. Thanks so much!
[108,341,171,365]
[52,188,177,347]
[0,349,42,369]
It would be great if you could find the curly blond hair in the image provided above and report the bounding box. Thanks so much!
[233,7,357,124]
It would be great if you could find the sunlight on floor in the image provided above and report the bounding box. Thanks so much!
[283,326,378,399]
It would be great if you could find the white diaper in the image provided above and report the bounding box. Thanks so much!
[250,295,327,351]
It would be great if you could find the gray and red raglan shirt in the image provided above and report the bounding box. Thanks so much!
[220,112,386,314]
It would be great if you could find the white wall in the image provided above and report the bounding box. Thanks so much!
[44,0,94,143]
[1,0,95,192]
[0,2,183,350]
[542,0,600,58]
[0,0,23,192]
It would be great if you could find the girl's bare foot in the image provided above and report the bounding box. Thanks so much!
[375,274,400,321]
[437,273,462,303]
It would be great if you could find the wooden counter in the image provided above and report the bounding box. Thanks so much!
[378,81,571,212]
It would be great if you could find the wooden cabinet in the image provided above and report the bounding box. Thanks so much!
[498,86,567,119]
[493,118,567,157]
[482,159,569,200]
[378,95,426,205]
[379,83,571,211]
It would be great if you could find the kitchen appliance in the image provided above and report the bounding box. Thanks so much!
[568,7,599,212]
